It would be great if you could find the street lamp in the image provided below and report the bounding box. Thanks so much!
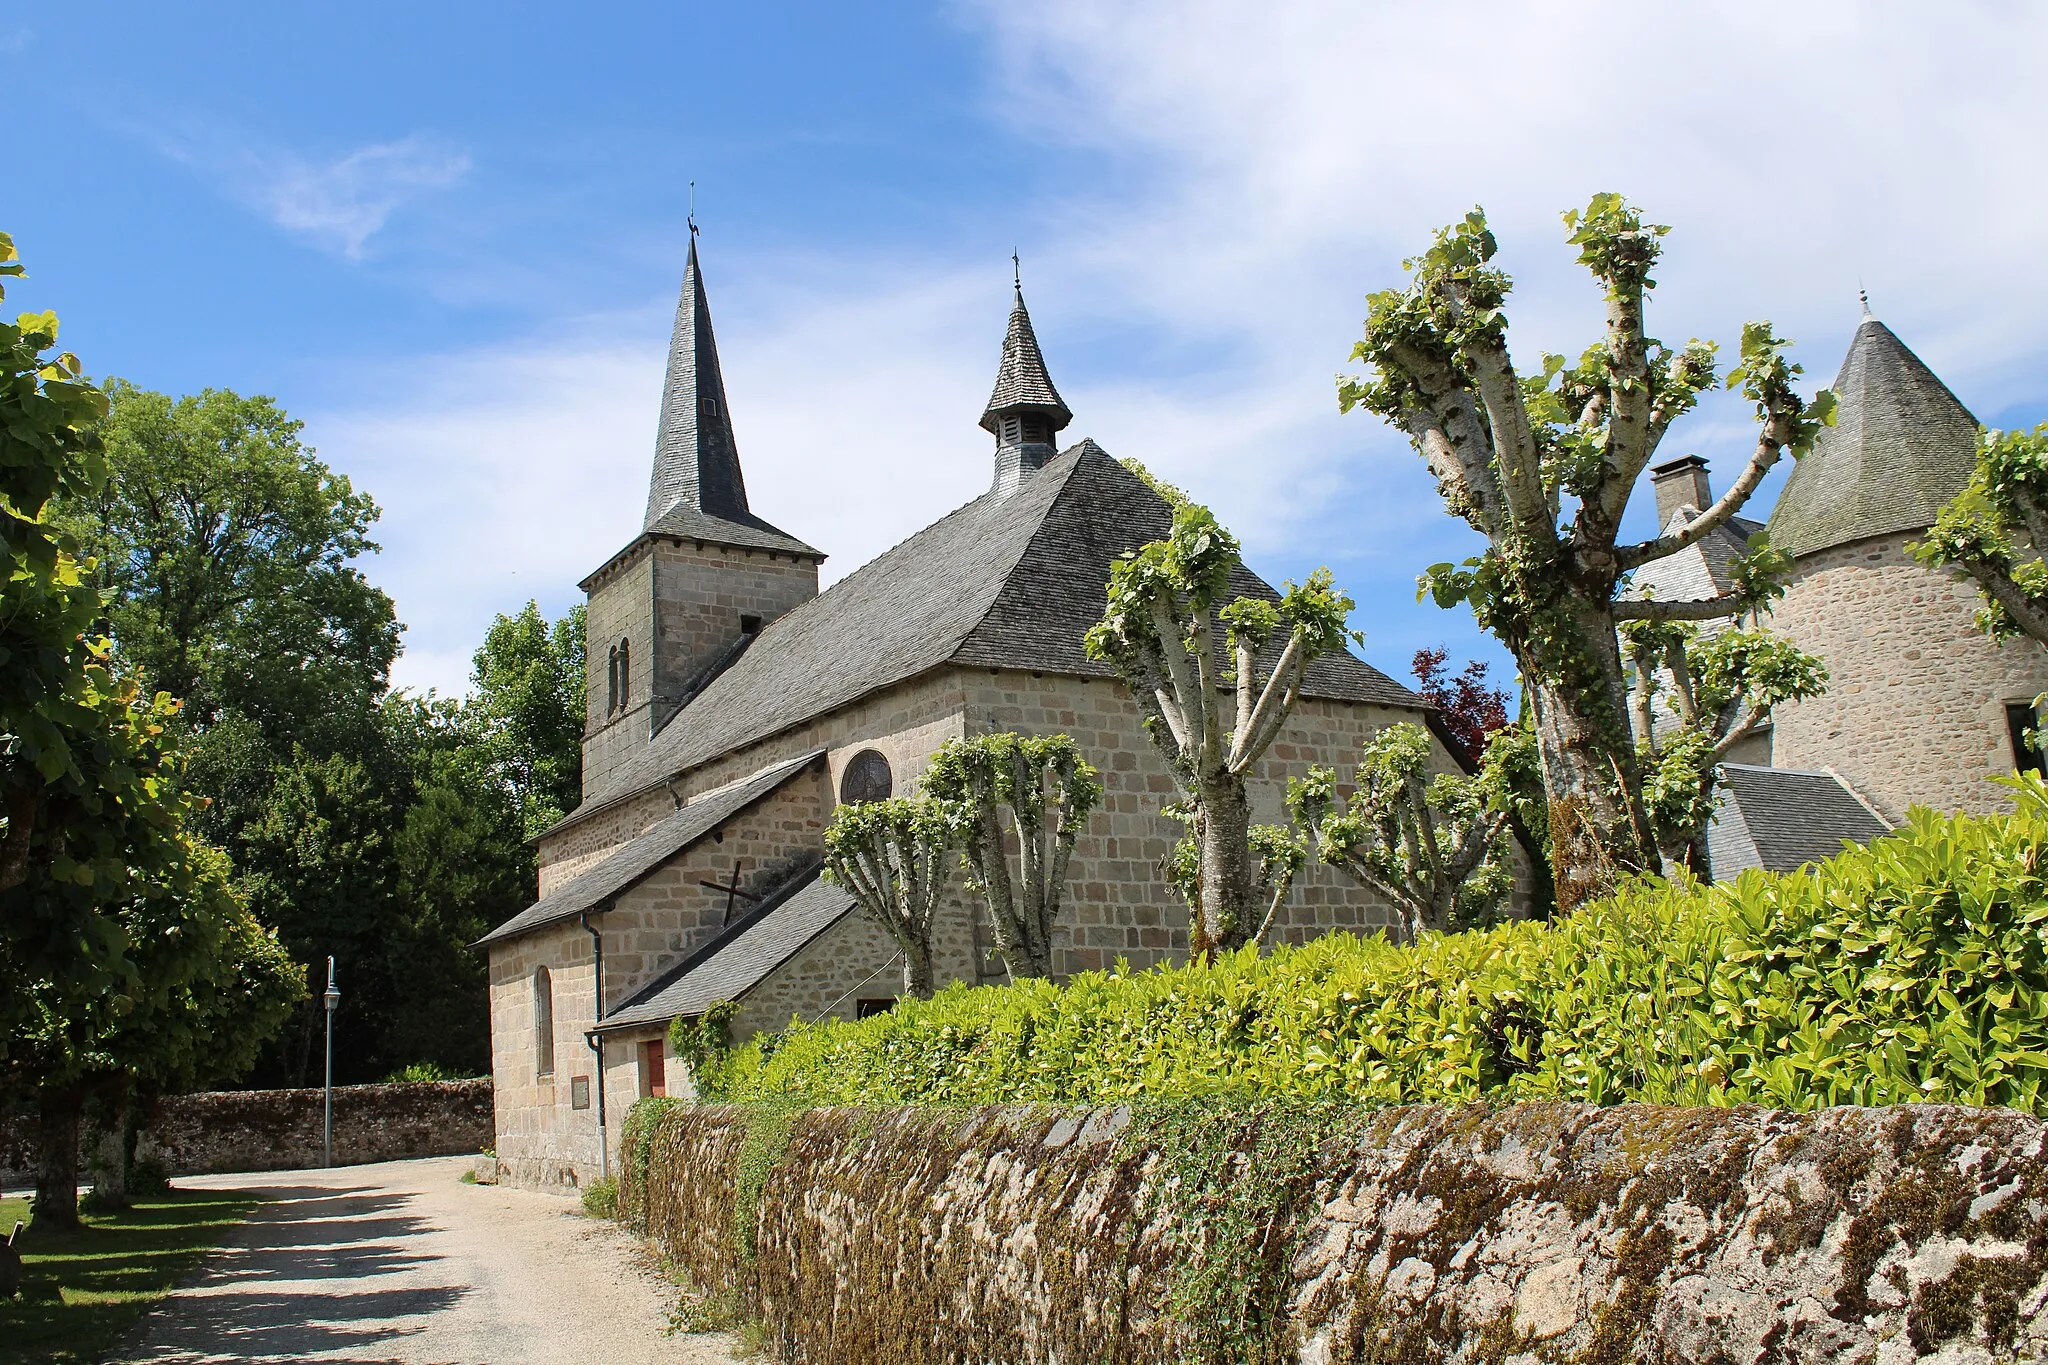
[323,958,341,1168]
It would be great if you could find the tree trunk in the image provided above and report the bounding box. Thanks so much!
[84,1076,132,1211]
[33,1085,84,1232]
[1195,778,1257,954]
[900,937,934,1001]
[1527,639,1659,912]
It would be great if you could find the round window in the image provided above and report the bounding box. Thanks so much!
[839,749,893,804]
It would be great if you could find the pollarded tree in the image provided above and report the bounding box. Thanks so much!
[1623,620,1828,870]
[1913,423,2048,646]
[1084,499,1356,954]
[922,733,1103,981]
[1287,722,1515,943]
[822,797,958,1000]
[1342,195,1835,907]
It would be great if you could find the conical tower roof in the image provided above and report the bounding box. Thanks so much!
[640,237,818,557]
[979,286,1072,435]
[1767,313,1978,559]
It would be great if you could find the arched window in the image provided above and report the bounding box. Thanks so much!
[839,749,893,804]
[533,967,555,1079]
[606,646,619,715]
[618,637,631,707]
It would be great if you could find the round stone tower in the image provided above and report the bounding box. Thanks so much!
[1764,310,2048,821]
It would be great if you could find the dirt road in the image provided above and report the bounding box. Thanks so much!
[113,1156,740,1365]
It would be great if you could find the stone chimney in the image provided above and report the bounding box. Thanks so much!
[1650,455,1713,529]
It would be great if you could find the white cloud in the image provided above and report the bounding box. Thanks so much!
[149,126,469,260]
[318,2,2048,693]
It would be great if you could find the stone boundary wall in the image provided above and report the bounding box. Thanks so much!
[0,1079,493,1185]
[624,1100,2048,1363]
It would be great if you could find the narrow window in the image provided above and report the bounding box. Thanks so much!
[618,637,631,706]
[534,967,555,1079]
[642,1039,667,1098]
[2009,702,2047,778]
[606,646,618,715]
[700,396,720,417]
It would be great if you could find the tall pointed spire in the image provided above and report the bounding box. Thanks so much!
[980,278,1072,494]
[647,235,749,530]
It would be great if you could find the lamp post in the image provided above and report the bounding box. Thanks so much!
[322,957,340,1168]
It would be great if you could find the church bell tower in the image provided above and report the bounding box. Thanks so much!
[980,275,1072,495]
[576,234,823,801]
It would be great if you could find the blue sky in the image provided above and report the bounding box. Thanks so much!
[8,3,2048,696]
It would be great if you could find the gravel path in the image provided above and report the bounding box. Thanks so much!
[112,1156,741,1365]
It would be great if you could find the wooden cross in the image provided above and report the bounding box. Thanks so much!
[698,859,761,926]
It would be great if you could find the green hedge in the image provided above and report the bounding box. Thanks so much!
[711,780,2048,1112]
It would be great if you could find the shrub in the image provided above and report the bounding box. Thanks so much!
[383,1062,470,1084]
[712,780,2048,1113]
[581,1175,618,1220]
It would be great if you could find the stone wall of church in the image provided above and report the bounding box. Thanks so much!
[581,548,657,801]
[487,920,604,1189]
[1766,530,2048,822]
[650,540,818,725]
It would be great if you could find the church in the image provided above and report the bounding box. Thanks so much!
[479,242,1454,1188]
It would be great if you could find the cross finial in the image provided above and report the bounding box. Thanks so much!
[1012,250,1021,290]
[1859,283,1872,318]
[688,180,699,238]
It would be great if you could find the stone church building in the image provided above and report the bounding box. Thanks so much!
[480,243,1453,1188]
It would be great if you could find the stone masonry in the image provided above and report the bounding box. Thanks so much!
[1767,529,2048,822]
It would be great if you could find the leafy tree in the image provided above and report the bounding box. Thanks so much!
[1914,423,2048,646]
[61,381,399,748]
[1289,722,1514,942]
[924,733,1103,980]
[1343,195,1834,907]
[823,798,958,999]
[1084,498,1357,953]
[468,600,585,839]
[1623,621,1828,869]
[1410,648,1510,767]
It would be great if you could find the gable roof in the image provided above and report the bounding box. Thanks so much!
[1766,316,1978,560]
[563,441,1423,824]
[596,865,856,1031]
[478,750,823,948]
[1706,763,1890,879]
[1625,509,1767,605]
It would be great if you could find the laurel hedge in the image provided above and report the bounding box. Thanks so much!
[708,778,2048,1113]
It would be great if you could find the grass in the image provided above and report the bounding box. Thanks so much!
[0,1187,258,1365]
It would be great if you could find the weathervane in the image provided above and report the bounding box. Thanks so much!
[689,180,699,238]
[1012,249,1021,289]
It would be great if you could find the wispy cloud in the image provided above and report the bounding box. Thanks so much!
[314,2,2048,693]
[148,124,469,260]
[252,137,471,260]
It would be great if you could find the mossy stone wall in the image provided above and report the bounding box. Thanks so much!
[628,1098,2048,1363]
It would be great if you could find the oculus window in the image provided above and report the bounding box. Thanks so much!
[839,749,893,804]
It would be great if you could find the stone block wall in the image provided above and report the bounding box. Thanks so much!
[625,1099,2048,1364]
[0,1080,493,1186]
[1769,530,2048,822]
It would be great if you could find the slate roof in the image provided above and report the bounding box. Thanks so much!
[1627,509,1767,605]
[1706,763,1890,879]
[478,750,823,947]
[1766,316,1978,560]
[638,236,819,557]
[980,287,1072,434]
[597,865,856,1030]
[563,441,1424,824]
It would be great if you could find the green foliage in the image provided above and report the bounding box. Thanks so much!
[924,732,1103,979]
[711,780,2048,1113]
[1342,194,1833,907]
[467,600,586,839]
[617,1095,689,1229]
[1289,722,1514,939]
[1915,423,2048,646]
[668,1001,739,1098]
[823,797,960,998]
[1085,495,1358,952]
[580,1176,619,1220]
[383,1061,470,1084]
